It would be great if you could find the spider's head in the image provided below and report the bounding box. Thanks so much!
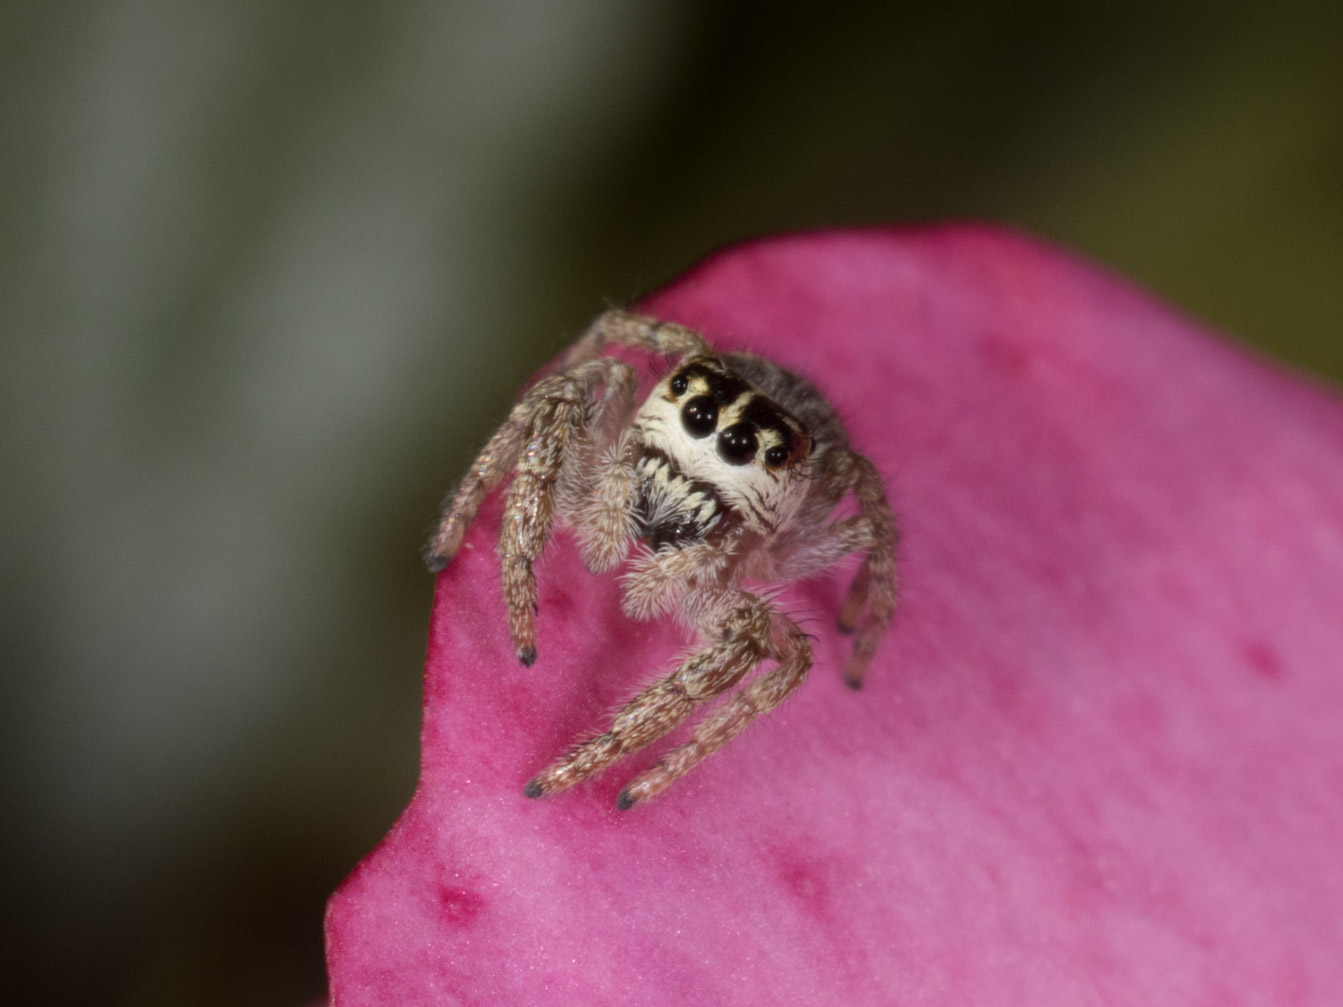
[636,357,814,533]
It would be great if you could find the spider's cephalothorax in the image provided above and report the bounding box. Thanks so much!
[427,310,898,808]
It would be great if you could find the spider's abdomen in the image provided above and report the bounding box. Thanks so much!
[633,450,725,551]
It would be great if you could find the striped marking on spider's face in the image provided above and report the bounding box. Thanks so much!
[632,357,814,535]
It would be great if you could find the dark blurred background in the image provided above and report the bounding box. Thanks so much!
[2,2,1340,1004]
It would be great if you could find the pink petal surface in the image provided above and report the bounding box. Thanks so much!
[326,227,1343,1005]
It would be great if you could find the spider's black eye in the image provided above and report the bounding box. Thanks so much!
[717,423,758,465]
[764,444,789,468]
[680,396,718,437]
[669,373,689,396]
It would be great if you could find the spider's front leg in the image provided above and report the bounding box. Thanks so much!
[562,308,710,367]
[426,399,533,572]
[427,357,635,665]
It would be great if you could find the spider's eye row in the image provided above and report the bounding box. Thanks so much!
[669,373,689,396]
[763,444,789,468]
[717,423,758,465]
[681,396,718,437]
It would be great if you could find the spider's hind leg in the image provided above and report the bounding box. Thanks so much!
[839,453,898,688]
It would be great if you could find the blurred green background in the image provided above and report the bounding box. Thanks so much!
[2,2,1340,1003]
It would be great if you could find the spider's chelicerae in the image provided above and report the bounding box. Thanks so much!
[427,309,898,808]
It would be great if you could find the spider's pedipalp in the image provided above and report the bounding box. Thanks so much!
[574,432,642,574]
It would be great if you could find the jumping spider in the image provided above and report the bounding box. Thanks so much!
[427,309,897,808]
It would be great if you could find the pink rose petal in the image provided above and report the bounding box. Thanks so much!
[326,226,1343,1005]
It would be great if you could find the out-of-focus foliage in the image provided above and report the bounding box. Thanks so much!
[1,2,1339,1004]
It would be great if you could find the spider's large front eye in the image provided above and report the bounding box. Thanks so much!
[716,423,758,465]
[681,396,718,437]
[669,373,689,396]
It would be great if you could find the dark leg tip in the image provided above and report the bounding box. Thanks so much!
[844,676,863,691]
[524,778,545,799]
[518,645,537,668]
[425,553,450,573]
[836,620,857,635]
[616,788,637,811]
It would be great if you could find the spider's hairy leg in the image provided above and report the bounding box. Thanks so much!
[554,359,640,573]
[428,357,634,574]
[837,562,872,633]
[524,595,771,800]
[426,402,532,572]
[494,359,627,665]
[563,308,711,366]
[840,452,899,689]
[620,531,745,622]
[771,514,879,585]
[574,431,642,573]
[619,615,812,809]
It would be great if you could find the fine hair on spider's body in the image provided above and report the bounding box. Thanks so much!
[427,309,898,809]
